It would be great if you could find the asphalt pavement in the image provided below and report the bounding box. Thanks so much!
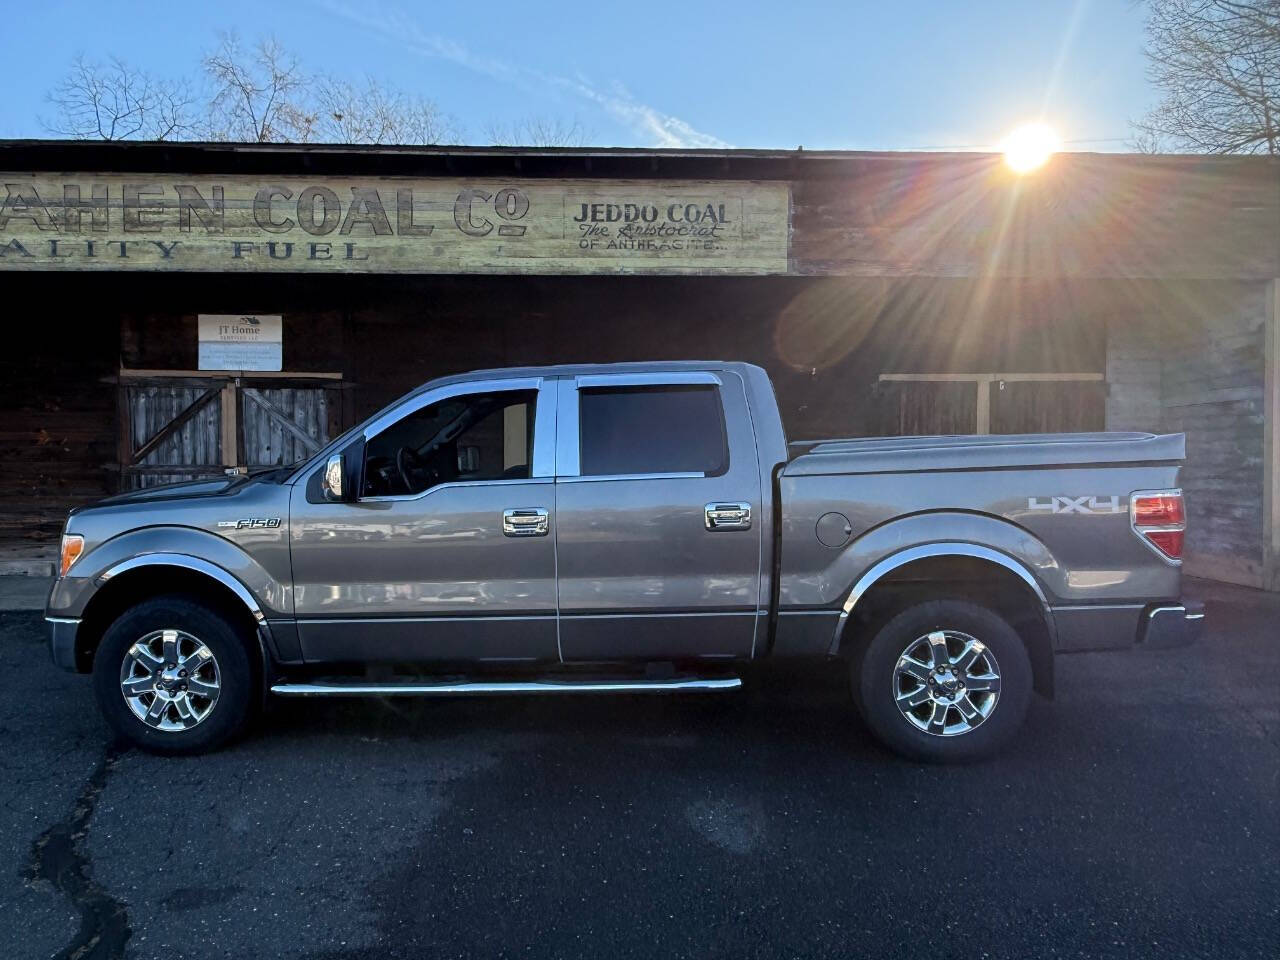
[2,581,1277,959]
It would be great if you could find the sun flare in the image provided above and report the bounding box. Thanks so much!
[1001,123,1060,173]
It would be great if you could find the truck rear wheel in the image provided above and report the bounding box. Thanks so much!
[92,594,254,755]
[854,599,1032,762]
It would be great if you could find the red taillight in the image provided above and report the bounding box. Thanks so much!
[1143,529,1184,557]
[1132,493,1184,528]
[1131,490,1185,561]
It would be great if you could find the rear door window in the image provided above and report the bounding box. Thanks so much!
[578,385,728,477]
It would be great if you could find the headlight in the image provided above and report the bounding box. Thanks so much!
[59,534,84,577]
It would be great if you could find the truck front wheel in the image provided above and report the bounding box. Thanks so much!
[92,594,254,755]
[854,599,1032,762]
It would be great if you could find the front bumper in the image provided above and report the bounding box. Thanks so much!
[1139,601,1204,649]
[46,617,81,671]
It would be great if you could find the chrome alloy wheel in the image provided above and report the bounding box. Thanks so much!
[119,629,221,731]
[892,630,1001,737]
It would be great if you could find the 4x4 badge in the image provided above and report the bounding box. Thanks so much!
[216,518,281,530]
[1027,496,1124,515]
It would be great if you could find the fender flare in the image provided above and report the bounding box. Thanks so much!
[829,541,1053,655]
[93,553,276,698]
[98,553,267,623]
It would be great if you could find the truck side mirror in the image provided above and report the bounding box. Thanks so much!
[322,454,347,502]
[308,435,365,504]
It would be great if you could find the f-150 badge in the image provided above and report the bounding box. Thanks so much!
[1027,496,1124,515]
[216,518,282,529]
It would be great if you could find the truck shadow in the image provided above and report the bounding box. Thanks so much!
[256,662,897,761]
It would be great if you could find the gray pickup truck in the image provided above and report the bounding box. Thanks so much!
[46,361,1201,761]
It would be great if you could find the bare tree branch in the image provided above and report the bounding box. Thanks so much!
[42,55,195,141]
[202,33,313,142]
[313,75,459,144]
[43,32,582,149]
[484,116,592,147]
[1134,0,1280,154]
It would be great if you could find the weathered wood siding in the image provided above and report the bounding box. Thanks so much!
[790,154,1279,279]
[1162,287,1267,588]
[1,153,1273,281]
[0,300,116,541]
[1105,327,1164,433]
[1105,281,1268,588]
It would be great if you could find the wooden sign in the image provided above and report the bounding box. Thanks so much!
[0,174,790,275]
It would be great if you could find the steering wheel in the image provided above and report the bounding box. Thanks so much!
[396,445,430,493]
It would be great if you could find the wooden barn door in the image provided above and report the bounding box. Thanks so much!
[118,373,343,489]
[989,379,1106,434]
[874,380,978,436]
[239,386,332,469]
[876,373,1104,437]
[120,379,225,488]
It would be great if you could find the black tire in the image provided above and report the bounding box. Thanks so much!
[854,599,1032,763]
[92,594,255,755]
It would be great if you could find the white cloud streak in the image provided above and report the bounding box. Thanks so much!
[558,75,731,149]
[318,0,731,148]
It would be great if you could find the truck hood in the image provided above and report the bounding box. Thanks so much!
[73,470,290,513]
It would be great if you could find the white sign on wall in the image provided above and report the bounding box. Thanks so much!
[197,314,283,371]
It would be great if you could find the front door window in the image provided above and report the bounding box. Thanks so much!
[362,390,537,497]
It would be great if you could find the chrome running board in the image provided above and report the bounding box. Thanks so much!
[270,677,742,697]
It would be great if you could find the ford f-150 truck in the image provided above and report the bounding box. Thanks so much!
[46,362,1202,761]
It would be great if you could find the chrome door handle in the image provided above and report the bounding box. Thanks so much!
[503,508,549,537]
[704,502,752,531]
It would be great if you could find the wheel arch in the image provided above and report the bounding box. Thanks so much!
[833,543,1055,699]
[75,556,272,696]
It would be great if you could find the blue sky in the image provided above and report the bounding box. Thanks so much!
[3,0,1152,150]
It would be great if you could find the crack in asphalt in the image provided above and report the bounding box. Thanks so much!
[25,744,130,960]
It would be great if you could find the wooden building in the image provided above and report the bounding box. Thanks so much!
[0,141,1276,589]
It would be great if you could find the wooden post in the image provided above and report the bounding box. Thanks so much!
[975,378,991,435]
[1265,279,1280,592]
[115,383,132,493]
[220,380,239,469]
